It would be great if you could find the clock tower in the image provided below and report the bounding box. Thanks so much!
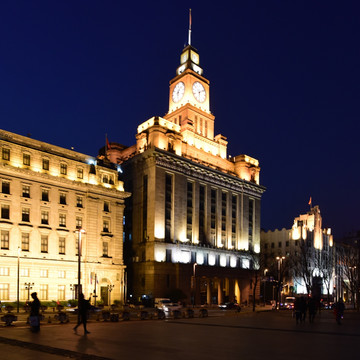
[164,44,215,140]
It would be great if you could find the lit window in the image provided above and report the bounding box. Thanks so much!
[77,168,84,179]
[41,235,48,253]
[102,241,109,257]
[23,153,30,166]
[103,201,110,212]
[103,174,109,184]
[103,219,110,233]
[22,185,30,198]
[60,163,67,175]
[59,214,66,227]
[59,193,67,205]
[0,267,9,276]
[76,196,83,208]
[58,270,66,279]
[0,230,9,249]
[40,269,48,278]
[76,216,82,229]
[2,148,10,161]
[41,211,49,225]
[1,181,10,194]
[0,283,9,300]
[21,233,30,251]
[59,237,65,255]
[58,285,65,300]
[42,189,49,202]
[20,268,29,277]
[39,284,48,300]
[42,158,49,171]
[22,208,30,222]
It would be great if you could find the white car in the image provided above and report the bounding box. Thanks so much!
[155,298,182,313]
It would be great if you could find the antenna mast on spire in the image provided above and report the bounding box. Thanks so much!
[188,9,192,46]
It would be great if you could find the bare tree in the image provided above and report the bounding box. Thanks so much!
[291,238,315,294]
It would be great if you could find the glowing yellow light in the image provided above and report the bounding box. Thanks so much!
[208,253,216,266]
[253,243,260,253]
[220,255,226,267]
[155,248,166,262]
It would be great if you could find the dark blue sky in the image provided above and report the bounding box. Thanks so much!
[1,1,359,238]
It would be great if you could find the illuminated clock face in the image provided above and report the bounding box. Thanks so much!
[192,81,206,103]
[172,82,185,103]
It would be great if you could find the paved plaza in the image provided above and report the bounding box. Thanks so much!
[0,308,359,360]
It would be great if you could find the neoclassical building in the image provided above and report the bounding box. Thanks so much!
[0,129,130,304]
[106,40,266,305]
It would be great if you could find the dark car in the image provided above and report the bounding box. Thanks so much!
[218,302,240,310]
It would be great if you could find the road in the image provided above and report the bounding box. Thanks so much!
[0,308,358,360]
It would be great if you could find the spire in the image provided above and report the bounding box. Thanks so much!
[188,9,192,46]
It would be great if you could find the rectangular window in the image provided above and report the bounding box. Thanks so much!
[77,168,83,179]
[59,214,66,227]
[42,189,49,202]
[20,268,29,277]
[23,153,30,166]
[102,241,109,257]
[22,185,30,198]
[60,163,67,175]
[1,181,10,194]
[205,120,208,137]
[278,242,282,248]
[102,174,109,184]
[165,174,172,241]
[1,205,10,219]
[199,185,206,244]
[186,181,193,241]
[2,148,10,161]
[103,201,110,212]
[58,270,65,279]
[75,233,79,256]
[143,175,148,241]
[41,235,48,253]
[0,267,9,276]
[42,158,49,170]
[39,284,48,300]
[211,189,217,230]
[103,219,110,232]
[0,283,9,300]
[59,237,65,254]
[0,230,9,249]
[76,216,82,229]
[40,269,48,278]
[58,285,66,301]
[22,208,30,222]
[21,233,30,251]
[76,196,83,208]
[59,193,66,205]
[41,211,49,225]
[248,199,254,244]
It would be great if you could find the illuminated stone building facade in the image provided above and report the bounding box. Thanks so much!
[106,42,266,305]
[261,205,334,296]
[0,129,129,304]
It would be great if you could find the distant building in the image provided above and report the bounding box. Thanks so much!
[105,41,265,305]
[0,129,130,304]
[261,205,334,298]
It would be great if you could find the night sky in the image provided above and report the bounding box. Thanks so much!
[1,1,359,239]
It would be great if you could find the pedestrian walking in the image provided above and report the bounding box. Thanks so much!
[29,292,41,332]
[334,298,345,325]
[73,293,91,334]
[308,297,317,323]
[294,297,301,324]
[299,296,307,323]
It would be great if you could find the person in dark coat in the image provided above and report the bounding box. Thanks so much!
[29,292,41,332]
[308,297,317,323]
[73,292,90,334]
[294,297,302,324]
[299,296,307,323]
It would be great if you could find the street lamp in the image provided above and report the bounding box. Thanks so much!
[263,268,268,305]
[107,285,115,306]
[276,256,285,309]
[24,282,34,301]
[192,263,198,306]
[70,284,75,300]
[76,228,86,299]
[17,247,21,313]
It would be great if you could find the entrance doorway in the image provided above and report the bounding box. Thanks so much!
[101,286,109,305]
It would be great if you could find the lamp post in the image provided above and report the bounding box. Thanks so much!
[76,228,86,299]
[276,256,285,309]
[192,263,198,306]
[17,247,21,313]
[263,268,268,306]
[107,284,115,306]
[70,284,75,300]
[24,282,34,301]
